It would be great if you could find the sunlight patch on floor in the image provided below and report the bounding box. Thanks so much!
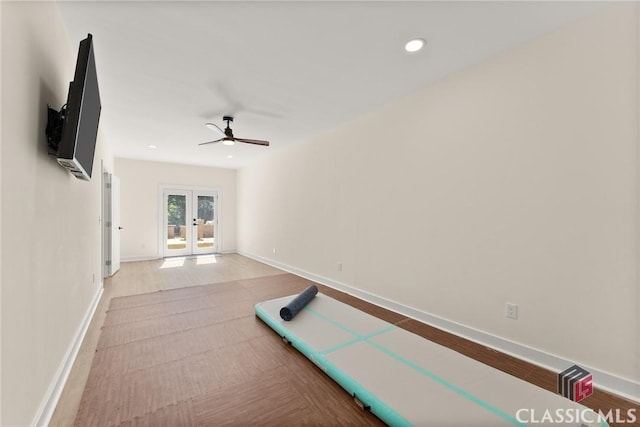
[160,257,186,269]
[196,255,218,265]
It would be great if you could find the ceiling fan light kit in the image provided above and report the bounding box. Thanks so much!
[200,116,270,147]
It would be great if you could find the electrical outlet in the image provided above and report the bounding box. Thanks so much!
[272,247,277,255]
[337,262,342,272]
[505,303,518,319]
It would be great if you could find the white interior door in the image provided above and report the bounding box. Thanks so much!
[163,188,218,257]
[111,175,121,275]
[102,169,111,278]
[103,171,121,276]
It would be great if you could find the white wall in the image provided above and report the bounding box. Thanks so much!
[238,3,640,395]
[0,0,4,422]
[0,2,3,422]
[1,2,113,425]
[114,158,237,259]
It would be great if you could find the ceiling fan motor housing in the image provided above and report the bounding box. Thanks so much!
[223,116,234,137]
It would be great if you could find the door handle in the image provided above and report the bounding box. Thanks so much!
[118,226,123,230]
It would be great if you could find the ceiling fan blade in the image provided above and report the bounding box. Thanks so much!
[235,137,270,146]
[199,138,224,146]
[205,122,225,137]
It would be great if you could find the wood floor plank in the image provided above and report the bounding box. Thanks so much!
[118,399,195,427]
[104,290,254,329]
[91,315,267,378]
[98,301,255,349]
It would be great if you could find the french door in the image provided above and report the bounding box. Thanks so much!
[163,188,218,257]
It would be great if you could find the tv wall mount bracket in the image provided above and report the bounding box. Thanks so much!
[46,104,67,154]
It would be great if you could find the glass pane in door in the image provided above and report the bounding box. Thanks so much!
[196,195,214,249]
[166,194,187,252]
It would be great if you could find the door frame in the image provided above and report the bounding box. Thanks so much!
[158,184,223,257]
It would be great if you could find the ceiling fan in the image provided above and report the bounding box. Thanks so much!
[199,116,270,147]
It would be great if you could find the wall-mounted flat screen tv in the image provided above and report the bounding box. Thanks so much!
[56,33,101,181]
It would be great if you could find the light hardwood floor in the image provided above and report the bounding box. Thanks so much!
[49,254,284,427]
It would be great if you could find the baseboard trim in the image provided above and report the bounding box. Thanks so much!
[32,284,104,427]
[122,249,237,262]
[121,255,161,262]
[240,251,639,403]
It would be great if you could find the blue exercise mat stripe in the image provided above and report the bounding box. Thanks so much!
[320,325,396,355]
[367,339,526,426]
[256,298,523,426]
[301,303,526,426]
[254,303,411,426]
[255,294,609,427]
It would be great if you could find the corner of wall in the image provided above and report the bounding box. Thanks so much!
[635,0,640,393]
[0,1,4,423]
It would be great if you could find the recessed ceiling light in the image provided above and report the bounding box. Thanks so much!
[405,38,426,53]
[148,145,157,149]
[227,155,233,159]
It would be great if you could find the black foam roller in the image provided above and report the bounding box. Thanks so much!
[280,285,318,321]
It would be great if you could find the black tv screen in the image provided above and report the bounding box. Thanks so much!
[57,34,101,181]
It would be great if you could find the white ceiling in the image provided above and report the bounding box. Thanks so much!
[57,1,607,169]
